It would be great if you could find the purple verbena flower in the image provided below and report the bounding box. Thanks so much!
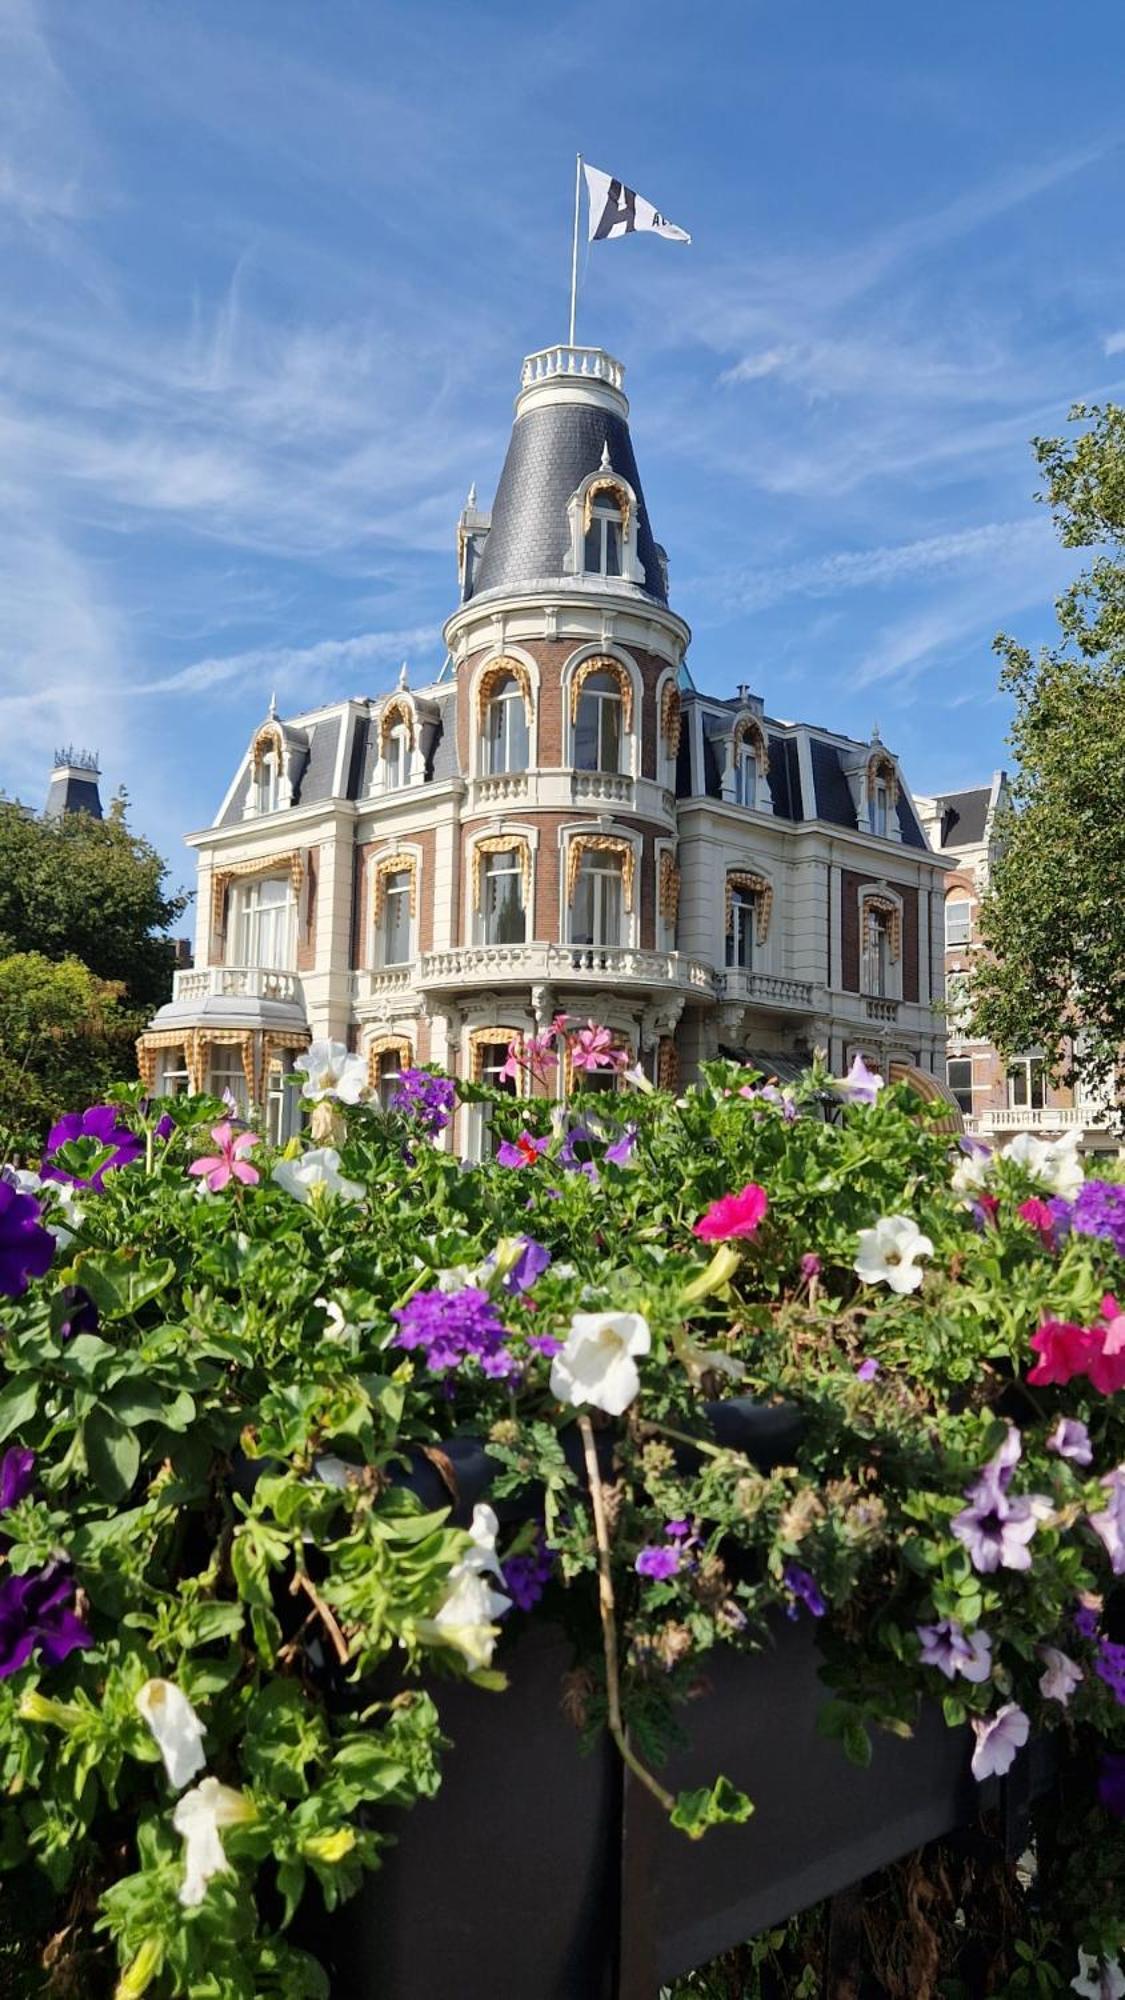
[783,1563,826,1619]
[0,1448,35,1513]
[42,1106,142,1190]
[388,1069,456,1136]
[665,1519,692,1540]
[526,1332,564,1358]
[916,1617,992,1682]
[1070,1180,1125,1259]
[501,1535,554,1612]
[635,1546,681,1581]
[1095,1638,1125,1706]
[1075,1601,1102,1642]
[1047,1416,1094,1466]
[391,1286,516,1380]
[0,1182,54,1298]
[0,1561,92,1679]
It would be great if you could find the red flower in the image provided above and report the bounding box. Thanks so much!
[693,1183,769,1242]
[1027,1319,1091,1387]
[1017,1197,1057,1247]
[1085,1297,1125,1394]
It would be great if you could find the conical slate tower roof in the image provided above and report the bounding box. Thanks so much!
[467,347,668,605]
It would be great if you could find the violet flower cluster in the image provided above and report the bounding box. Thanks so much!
[388,1069,457,1136]
[391,1285,517,1380]
[501,1534,554,1612]
[1066,1180,1125,1259]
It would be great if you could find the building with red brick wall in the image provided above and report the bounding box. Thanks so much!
[140,344,954,1147]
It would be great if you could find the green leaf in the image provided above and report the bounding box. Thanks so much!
[841,1719,872,1768]
[670,1775,754,1840]
[83,1406,141,1501]
[0,1374,38,1444]
[72,1250,175,1319]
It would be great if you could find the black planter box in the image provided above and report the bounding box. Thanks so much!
[309,1615,989,2000]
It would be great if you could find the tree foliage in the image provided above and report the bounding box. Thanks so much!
[0,954,133,1152]
[973,403,1125,1110]
[0,798,187,1015]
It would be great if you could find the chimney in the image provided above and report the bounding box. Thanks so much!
[45,747,103,820]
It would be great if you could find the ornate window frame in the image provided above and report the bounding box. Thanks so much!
[370,846,420,967]
[210,852,305,954]
[725,711,772,814]
[724,869,773,944]
[564,647,640,777]
[656,843,680,952]
[858,883,904,1000]
[470,649,538,777]
[861,747,901,841]
[563,463,646,585]
[366,1032,414,1089]
[468,829,535,944]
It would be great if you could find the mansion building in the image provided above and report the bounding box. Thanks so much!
[139,343,954,1147]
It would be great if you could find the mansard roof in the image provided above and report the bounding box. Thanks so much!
[932,787,990,848]
[213,684,458,828]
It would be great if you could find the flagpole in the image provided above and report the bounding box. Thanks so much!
[568,153,582,347]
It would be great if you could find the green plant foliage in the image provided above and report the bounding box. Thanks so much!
[0,1062,1123,1995]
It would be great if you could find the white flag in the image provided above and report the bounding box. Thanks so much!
[584,164,691,245]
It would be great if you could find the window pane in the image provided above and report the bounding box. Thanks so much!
[945,900,972,946]
[946,1058,973,1114]
[482,854,525,945]
[382,873,411,964]
[1007,1064,1028,1108]
[604,520,621,576]
[599,694,621,773]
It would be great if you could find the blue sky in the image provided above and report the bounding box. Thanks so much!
[3,0,1125,892]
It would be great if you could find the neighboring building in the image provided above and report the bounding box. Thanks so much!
[139,343,953,1148]
[915,775,1117,1153]
[45,748,103,820]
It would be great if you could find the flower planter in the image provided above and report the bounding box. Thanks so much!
[304,1616,1002,2000]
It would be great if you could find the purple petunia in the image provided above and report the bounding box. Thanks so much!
[855,1356,880,1382]
[496,1132,551,1169]
[0,1561,92,1679]
[55,1286,99,1345]
[0,1448,35,1514]
[0,1182,54,1299]
[42,1105,143,1190]
[916,1617,992,1683]
[635,1546,681,1581]
[603,1125,639,1168]
[952,1427,1048,1575]
[665,1519,692,1540]
[391,1285,516,1379]
[1089,1467,1125,1576]
[503,1237,551,1296]
[388,1070,457,1136]
[1047,1416,1094,1466]
[1095,1638,1125,1706]
[970,1702,1029,1781]
[783,1563,826,1619]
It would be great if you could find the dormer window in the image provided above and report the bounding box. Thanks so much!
[483,673,529,775]
[871,780,889,836]
[384,723,410,790]
[584,494,624,576]
[256,748,281,815]
[734,741,758,808]
[575,671,622,773]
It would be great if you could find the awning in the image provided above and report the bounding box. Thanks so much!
[888,1061,964,1135]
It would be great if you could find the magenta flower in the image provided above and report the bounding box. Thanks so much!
[495,1131,550,1169]
[0,1561,92,1679]
[970,1702,1029,1781]
[1088,1467,1125,1576]
[570,1023,625,1074]
[0,1181,54,1298]
[800,1252,821,1282]
[1017,1196,1058,1246]
[187,1122,261,1194]
[42,1105,143,1190]
[916,1617,992,1683]
[1027,1318,1091,1387]
[855,1357,880,1382]
[635,1546,681,1581]
[1047,1416,1093,1466]
[0,1448,35,1513]
[693,1182,768,1243]
[500,1031,559,1088]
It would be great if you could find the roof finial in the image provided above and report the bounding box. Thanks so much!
[599,439,612,470]
[398,660,409,690]
[871,720,881,744]
[268,690,278,718]
[466,481,477,510]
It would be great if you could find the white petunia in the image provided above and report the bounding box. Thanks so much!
[1002,1128,1084,1201]
[294,1040,370,1105]
[951,1144,993,1200]
[550,1310,651,1416]
[272,1148,364,1205]
[173,1778,256,1908]
[135,1678,207,1791]
[416,1506,511,1670]
[854,1215,934,1295]
[10,1169,84,1248]
[1072,1950,1125,2000]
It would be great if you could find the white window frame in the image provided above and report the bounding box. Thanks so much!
[1007,1055,1046,1111]
[726,888,756,971]
[945,898,973,947]
[379,870,413,967]
[477,849,526,947]
[235,876,295,970]
[570,851,624,949]
[583,497,624,577]
[860,903,900,1000]
[209,1048,248,1115]
[946,1056,973,1115]
[156,1047,190,1096]
[574,676,624,775]
[468,1038,519,1161]
[384,723,411,791]
[483,679,529,776]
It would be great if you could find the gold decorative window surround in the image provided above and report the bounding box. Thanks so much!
[250,720,284,775]
[371,851,418,921]
[732,714,769,774]
[660,681,682,757]
[565,833,635,913]
[197,1029,256,1102]
[468,1026,523,1088]
[861,892,901,962]
[367,1034,413,1087]
[867,750,899,807]
[211,852,304,934]
[725,870,773,942]
[135,1030,189,1094]
[378,694,415,750]
[471,834,532,912]
[569,656,633,733]
[475,657,534,727]
[581,474,632,540]
[658,852,680,924]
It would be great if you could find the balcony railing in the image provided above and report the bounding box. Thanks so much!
[351,966,415,1008]
[521,346,624,391]
[720,970,815,1011]
[570,771,634,807]
[964,1105,1089,1136]
[418,941,717,996]
[472,773,529,807]
[172,966,302,1004]
[864,997,900,1023]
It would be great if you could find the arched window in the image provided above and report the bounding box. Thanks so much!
[256,747,281,814]
[575,671,623,774]
[734,740,759,808]
[861,903,898,997]
[571,849,624,948]
[584,493,624,576]
[871,778,890,836]
[483,673,529,775]
[726,886,757,970]
[478,848,526,945]
[384,723,410,790]
[368,1035,413,1110]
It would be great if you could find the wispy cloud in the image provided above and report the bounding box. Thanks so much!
[703,518,1053,613]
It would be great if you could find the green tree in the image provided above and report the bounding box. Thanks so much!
[973,401,1125,1113]
[0,952,134,1150]
[0,799,187,1013]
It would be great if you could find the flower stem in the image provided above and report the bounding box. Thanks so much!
[636,1418,726,1460]
[577,1414,675,1816]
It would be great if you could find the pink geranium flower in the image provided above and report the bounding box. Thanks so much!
[187,1123,260,1194]
[693,1183,769,1242]
[570,1023,625,1074]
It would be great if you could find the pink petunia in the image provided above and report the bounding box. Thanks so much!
[187,1122,261,1194]
[693,1182,769,1243]
[1017,1197,1057,1247]
[1027,1318,1090,1388]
